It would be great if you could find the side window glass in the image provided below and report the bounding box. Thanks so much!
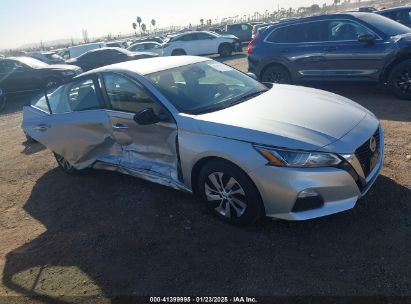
[328,20,374,41]
[197,33,212,40]
[267,27,288,43]
[66,78,101,112]
[241,24,249,31]
[103,73,162,114]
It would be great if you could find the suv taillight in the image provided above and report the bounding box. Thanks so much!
[163,43,170,48]
[247,37,257,54]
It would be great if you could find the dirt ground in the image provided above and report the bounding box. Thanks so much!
[0,54,410,303]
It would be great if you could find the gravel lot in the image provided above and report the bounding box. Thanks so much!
[0,54,410,303]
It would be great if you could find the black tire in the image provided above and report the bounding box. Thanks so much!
[219,43,233,57]
[261,64,291,84]
[54,152,86,175]
[44,77,62,90]
[171,49,186,56]
[0,95,6,113]
[388,59,411,100]
[197,159,264,225]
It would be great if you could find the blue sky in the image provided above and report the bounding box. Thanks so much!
[0,0,334,49]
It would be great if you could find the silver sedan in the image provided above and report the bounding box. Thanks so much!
[22,56,384,225]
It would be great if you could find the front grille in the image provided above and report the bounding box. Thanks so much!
[355,128,380,178]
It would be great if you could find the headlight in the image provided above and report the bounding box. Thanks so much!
[254,145,342,168]
[61,71,75,76]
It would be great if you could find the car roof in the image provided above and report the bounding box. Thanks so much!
[81,56,211,76]
[378,6,411,13]
[262,12,373,29]
[130,41,160,45]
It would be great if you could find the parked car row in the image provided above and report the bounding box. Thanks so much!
[247,11,411,100]
[0,57,82,111]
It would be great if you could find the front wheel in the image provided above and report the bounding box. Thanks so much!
[54,153,86,175]
[388,59,411,100]
[44,77,62,90]
[261,65,291,84]
[198,160,264,225]
[219,44,233,57]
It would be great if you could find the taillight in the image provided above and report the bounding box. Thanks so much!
[247,37,257,54]
[163,43,170,49]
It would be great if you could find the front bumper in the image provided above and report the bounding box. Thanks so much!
[248,128,384,221]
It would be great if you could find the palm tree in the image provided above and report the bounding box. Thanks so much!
[141,23,147,35]
[151,19,156,34]
[136,16,142,28]
[334,0,340,6]
[200,19,204,27]
[132,22,137,36]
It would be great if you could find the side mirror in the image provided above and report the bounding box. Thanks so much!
[133,108,160,125]
[246,72,257,80]
[358,34,375,44]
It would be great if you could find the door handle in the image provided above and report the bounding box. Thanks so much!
[33,124,50,131]
[324,46,338,52]
[112,123,129,130]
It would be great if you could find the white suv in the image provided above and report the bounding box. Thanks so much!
[162,31,241,57]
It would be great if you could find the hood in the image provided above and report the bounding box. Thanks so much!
[393,32,411,43]
[41,64,80,71]
[220,34,239,40]
[131,52,159,58]
[193,85,370,151]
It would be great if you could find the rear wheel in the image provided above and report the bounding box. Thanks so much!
[219,43,233,57]
[171,49,186,56]
[198,160,264,225]
[261,65,291,84]
[388,59,411,100]
[44,77,62,90]
[54,153,86,175]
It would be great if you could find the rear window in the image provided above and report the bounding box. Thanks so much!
[267,21,328,43]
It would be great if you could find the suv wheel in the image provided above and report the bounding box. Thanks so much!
[389,59,411,100]
[261,65,291,84]
[219,43,232,57]
[198,160,264,225]
[54,153,86,175]
[171,49,186,56]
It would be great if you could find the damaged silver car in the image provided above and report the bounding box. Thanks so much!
[22,56,384,225]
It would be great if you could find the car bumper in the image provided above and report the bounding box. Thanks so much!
[248,136,384,221]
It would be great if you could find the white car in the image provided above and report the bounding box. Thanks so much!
[162,31,241,57]
[57,42,106,60]
[127,42,163,56]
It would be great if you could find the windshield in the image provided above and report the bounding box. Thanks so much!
[18,57,48,68]
[146,61,268,115]
[358,13,411,36]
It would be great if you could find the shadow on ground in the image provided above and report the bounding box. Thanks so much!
[0,94,36,117]
[3,168,411,301]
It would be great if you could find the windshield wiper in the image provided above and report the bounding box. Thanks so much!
[227,90,267,107]
[193,90,267,115]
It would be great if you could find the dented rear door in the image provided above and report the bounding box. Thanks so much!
[22,75,122,169]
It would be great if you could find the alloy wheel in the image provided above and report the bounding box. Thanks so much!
[395,68,411,95]
[204,172,247,219]
[265,70,285,83]
[56,154,73,171]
